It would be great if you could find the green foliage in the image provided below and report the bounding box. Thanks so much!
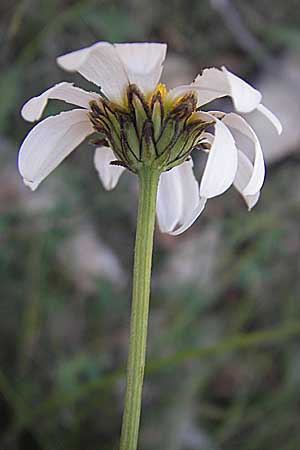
[1,1,300,449]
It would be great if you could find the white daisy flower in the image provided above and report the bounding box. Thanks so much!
[19,41,282,234]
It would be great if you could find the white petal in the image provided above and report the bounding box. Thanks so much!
[176,159,201,224]
[200,132,215,152]
[168,67,262,114]
[199,114,238,198]
[170,197,207,236]
[57,45,95,71]
[201,132,215,145]
[165,84,198,103]
[94,147,125,190]
[21,82,98,122]
[166,68,226,103]
[114,43,167,94]
[157,159,206,235]
[192,67,230,105]
[156,165,184,233]
[221,66,262,113]
[57,42,129,103]
[18,109,93,190]
[234,150,260,210]
[221,113,265,196]
[256,103,283,135]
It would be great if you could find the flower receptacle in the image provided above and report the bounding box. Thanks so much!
[89,84,212,174]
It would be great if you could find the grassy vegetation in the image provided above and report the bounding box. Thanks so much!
[1,1,300,449]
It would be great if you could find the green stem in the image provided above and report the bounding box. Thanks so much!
[119,167,160,450]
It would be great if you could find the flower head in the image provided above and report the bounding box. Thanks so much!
[19,41,282,234]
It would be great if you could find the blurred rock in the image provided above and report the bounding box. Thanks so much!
[157,224,222,291]
[142,404,218,450]
[248,51,300,163]
[172,415,219,450]
[57,223,126,293]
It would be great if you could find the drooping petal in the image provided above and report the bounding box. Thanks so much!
[173,159,202,235]
[198,112,238,198]
[94,147,125,190]
[57,42,129,103]
[21,82,99,122]
[234,150,260,210]
[114,43,167,94]
[169,197,207,236]
[256,103,283,134]
[18,109,93,190]
[221,113,265,196]
[156,165,184,233]
[157,159,206,235]
[221,66,262,112]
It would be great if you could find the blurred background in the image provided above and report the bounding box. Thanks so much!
[1,0,300,449]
